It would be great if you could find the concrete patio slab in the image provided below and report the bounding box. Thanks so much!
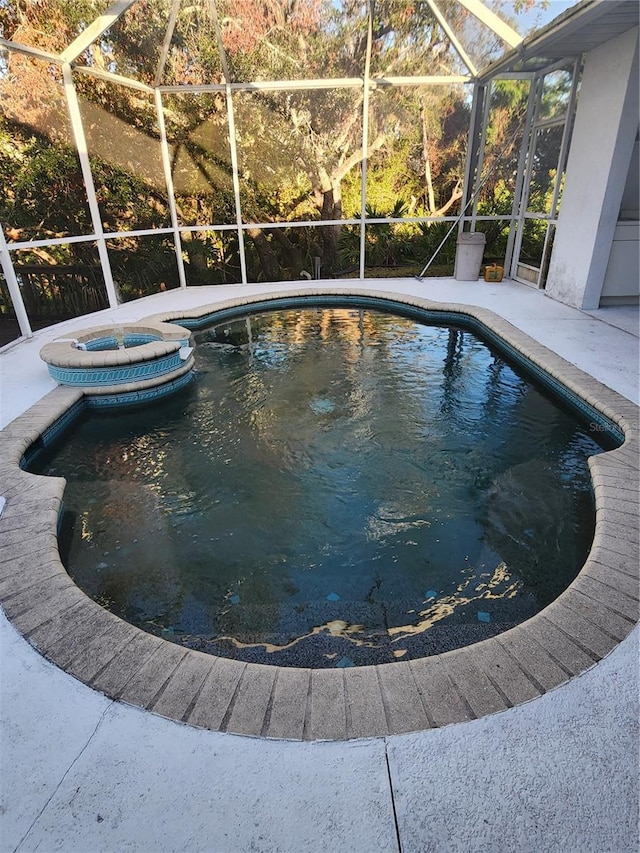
[387,624,639,853]
[0,613,111,849]
[1,278,638,852]
[2,617,397,853]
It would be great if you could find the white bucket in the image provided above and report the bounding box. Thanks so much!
[454,232,486,281]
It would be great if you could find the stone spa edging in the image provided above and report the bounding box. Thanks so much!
[0,288,638,741]
[38,319,195,407]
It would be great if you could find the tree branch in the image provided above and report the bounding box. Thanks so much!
[433,180,463,217]
[332,131,387,184]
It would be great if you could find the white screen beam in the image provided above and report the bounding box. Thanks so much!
[62,64,118,308]
[60,0,138,64]
[427,0,478,76]
[0,225,32,339]
[456,0,523,48]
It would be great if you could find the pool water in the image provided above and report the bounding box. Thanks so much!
[36,306,609,667]
[84,334,160,351]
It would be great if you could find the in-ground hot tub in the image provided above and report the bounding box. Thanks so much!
[39,320,195,407]
[1,290,637,741]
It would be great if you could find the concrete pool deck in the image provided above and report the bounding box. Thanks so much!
[1,278,638,851]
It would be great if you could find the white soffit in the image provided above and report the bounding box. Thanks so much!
[479,0,640,81]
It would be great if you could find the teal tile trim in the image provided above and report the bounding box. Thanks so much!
[47,351,182,387]
[87,368,195,408]
[19,398,87,470]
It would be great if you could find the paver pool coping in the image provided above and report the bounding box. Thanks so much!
[0,288,638,741]
[37,319,195,402]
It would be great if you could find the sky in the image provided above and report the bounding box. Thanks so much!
[513,0,585,36]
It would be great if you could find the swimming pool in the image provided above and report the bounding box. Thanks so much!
[31,302,613,668]
[3,288,637,739]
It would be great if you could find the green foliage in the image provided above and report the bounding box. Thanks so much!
[411,221,457,266]
[476,180,514,258]
[0,117,92,251]
[2,0,552,292]
[0,114,170,242]
[109,236,180,301]
[519,219,548,265]
[338,216,461,272]
[0,1,111,50]
[90,155,170,232]
[182,231,241,285]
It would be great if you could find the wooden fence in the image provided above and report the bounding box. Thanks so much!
[0,264,109,321]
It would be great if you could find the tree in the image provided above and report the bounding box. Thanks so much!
[1,0,548,283]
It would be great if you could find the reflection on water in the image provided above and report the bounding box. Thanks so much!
[38,307,610,667]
